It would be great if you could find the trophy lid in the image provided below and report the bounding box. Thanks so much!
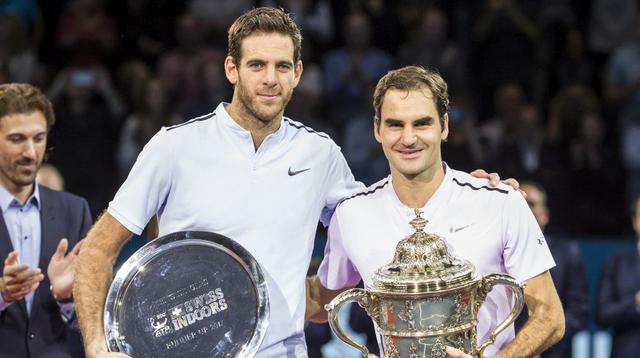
[371,209,476,293]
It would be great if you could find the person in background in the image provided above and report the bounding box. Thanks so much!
[0,83,92,358]
[596,194,640,358]
[517,181,589,358]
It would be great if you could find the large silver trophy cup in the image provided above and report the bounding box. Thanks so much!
[325,211,524,358]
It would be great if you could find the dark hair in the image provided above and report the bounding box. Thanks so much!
[0,83,55,129]
[373,66,449,128]
[633,195,640,219]
[227,7,302,65]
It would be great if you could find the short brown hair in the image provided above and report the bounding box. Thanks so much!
[0,83,55,129]
[227,7,302,65]
[373,66,449,128]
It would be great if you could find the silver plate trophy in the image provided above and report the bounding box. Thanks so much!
[104,231,269,357]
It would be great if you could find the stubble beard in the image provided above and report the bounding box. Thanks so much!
[236,81,294,126]
[0,159,40,189]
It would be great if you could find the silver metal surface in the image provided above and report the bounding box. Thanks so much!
[326,210,525,358]
[104,231,269,357]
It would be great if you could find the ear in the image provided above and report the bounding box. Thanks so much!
[441,113,449,141]
[292,60,304,88]
[374,118,382,144]
[224,56,238,85]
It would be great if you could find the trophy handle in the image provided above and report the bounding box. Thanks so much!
[473,273,525,358]
[324,288,379,358]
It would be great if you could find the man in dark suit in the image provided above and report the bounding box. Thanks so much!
[597,195,640,358]
[517,182,590,358]
[0,83,92,357]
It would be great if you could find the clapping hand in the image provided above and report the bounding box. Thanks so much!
[1,251,44,302]
[47,238,82,301]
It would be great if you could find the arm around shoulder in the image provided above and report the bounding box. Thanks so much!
[497,271,564,358]
[75,211,134,358]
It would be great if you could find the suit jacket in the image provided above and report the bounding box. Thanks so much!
[0,185,91,358]
[597,248,640,358]
[515,237,589,358]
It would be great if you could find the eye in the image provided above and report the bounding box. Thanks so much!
[278,63,292,72]
[248,62,263,70]
[7,135,23,143]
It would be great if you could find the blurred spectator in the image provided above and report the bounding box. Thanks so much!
[115,59,152,111]
[596,194,640,358]
[567,111,626,234]
[546,84,600,146]
[604,16,640,205]
[479,82,527,156]
[0,15,38,83]
[117,77,183,181]
[321,10,392,129]
[358,0,402,54]
[588,0,637,58]
[180,58,231,120]
[187,0,252,48]
[440,96,486,173]
[156,14,224,112]
[516,182,589,358]
[266,0,335,58]
[46,66,125,217]
[37,164,65,191]
[55,0,117,67]
[470,0,541,118]
[0,0,43,49]
[341,108,387,185]
[555,28,596,89]
[113,0,184,66]
[494,104,564,183]
[397,7,468,96]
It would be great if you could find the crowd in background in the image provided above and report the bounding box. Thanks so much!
[1,0,640,356]
[1,0,638,236]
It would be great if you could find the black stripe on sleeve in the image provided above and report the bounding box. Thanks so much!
[284,118,329,139]
[452,178,508,194]
[167,112,216,131]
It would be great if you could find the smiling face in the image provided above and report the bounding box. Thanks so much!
[374,88,448,180]
[0,111,47,195]
[225,32,302,126]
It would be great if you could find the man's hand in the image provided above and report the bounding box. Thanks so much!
[445,346,472,358]
[48,238,83,301]
[1,251,44,302]
[470,169,525,197]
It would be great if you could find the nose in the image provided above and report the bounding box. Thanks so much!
[400,126,417,146]
[22,140,36,160]
[263,65,277,87]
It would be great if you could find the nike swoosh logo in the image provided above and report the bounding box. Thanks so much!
[449,223,472,234]
[288,167,310,176]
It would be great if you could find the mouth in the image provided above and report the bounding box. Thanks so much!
[396,148,423,159]
[17,162,36,171]
[257,93,279,101]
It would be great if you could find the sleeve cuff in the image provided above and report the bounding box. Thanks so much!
[57,301,75,323]
[0,297,13,312]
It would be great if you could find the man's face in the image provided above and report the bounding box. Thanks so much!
[374,88,448,179]
[225,32,302,124]
[522,184,549,230]
[0,112,47,191]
